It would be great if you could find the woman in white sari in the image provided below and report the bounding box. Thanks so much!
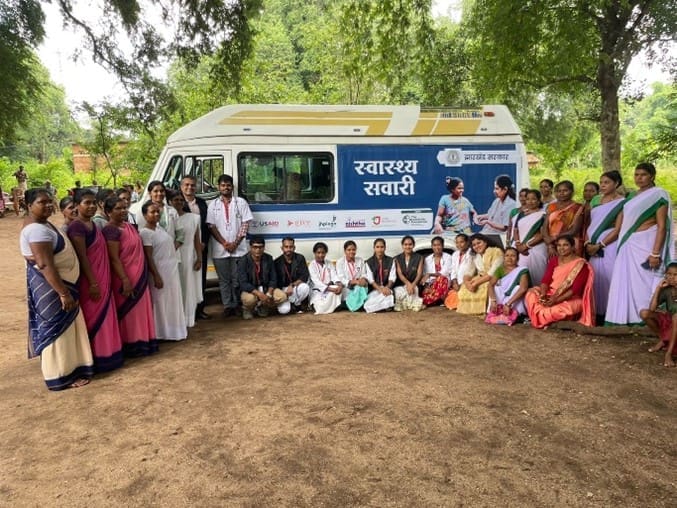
[486,247,530,325]
[309,242,343,314]
[605,163,674,326]
[584,171,625,323]
[512,189,547,286]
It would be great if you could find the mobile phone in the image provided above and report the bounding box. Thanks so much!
[640,259,652,270]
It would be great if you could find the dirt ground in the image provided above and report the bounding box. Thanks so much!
[0,212,675,508]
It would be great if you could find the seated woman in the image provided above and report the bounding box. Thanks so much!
[139,201,187,341]
[640,263,677,368]
[444,233,473,310]
[525,234,595,329]
[364,238,396,313]
[421,236,453,306]
[335,240,369,312]
[457,234,503,315]
[308,242,343,314]
[485,247,529,326]
[393,235,424,311]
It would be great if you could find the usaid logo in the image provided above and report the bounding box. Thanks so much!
[254,220,279,228]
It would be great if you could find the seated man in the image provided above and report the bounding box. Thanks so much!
[274,237,310,314]
[238,236,287,319]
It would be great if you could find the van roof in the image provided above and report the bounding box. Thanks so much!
[167,104,521,142]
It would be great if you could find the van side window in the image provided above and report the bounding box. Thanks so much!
[185,155,222,195]
[238,152,333,203]
[164,155,183,190]
[162,155,223,197]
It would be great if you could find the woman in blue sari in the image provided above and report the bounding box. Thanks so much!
[20,188,94,390]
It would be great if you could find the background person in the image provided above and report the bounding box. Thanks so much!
[274,237,310,314]
[180,175,210,320]
[93,188,115,229]
[13,165,28,193]
[59,196,78,234]
[20,188,94,390]
[238,236,287,319]
[541,181,584,257]
[207,174,253,317]
[539,179,555,204]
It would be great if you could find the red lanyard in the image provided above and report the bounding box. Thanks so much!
[283,262,293,284]
[254,261,261,285]
[316,262,329,283]
[378,260,384,284]
[347,260,356,279]
[434,258,441,272]
[222,198,231,223]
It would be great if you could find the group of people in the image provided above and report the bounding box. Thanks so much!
[19,163,676,391]
[20,176,208,390]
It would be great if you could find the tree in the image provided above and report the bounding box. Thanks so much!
[0,0,45,140]
[5,0,263,132]
[466,0,676,172]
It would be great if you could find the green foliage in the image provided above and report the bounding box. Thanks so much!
[0,157,76,199]
[465,0,677,172]
[621,83,677,165]
[0,0,45,140]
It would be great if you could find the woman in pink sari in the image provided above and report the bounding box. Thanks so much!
[102,197,157,356]
[525,234,595,329]
[67,190,124,372]
[541,181,584,257]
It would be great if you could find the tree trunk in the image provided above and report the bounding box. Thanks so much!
[598,59,621,173]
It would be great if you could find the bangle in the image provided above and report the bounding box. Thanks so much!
[59,293,68,298]
[525,239,533,248]
[599,241,606,248]
[650,253,661,258]
[90,282,99,287]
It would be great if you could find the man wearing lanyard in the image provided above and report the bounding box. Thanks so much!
[181,175,211,320]
[274,237,310,314]
[206,174,253,317]
[238,236,288,320]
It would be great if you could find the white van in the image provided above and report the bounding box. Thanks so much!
[135,104,528,270]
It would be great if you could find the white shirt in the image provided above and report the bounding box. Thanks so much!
[481,196,517,234]
[206,196,253,258]
[335,256,368,286]
[364,262,396,285]
[449,249,473,284]
[308,260,338,292]
[423,252,453,283]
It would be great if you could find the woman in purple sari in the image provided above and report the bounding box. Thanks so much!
[102,197,157,356]
[67,190,124,372]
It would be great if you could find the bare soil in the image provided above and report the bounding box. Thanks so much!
[0,213,675,507]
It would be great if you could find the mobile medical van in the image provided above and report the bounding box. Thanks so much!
[137,104,528,264]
